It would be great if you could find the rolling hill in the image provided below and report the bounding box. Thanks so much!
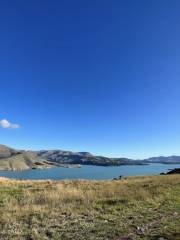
[0,145,53,170]
[0,144,180,171]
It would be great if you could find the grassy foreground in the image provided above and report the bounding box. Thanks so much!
[0,175,180,240]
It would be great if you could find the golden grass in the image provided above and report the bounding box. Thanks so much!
[0,175,180,240]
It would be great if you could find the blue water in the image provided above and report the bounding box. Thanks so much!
[0,163,179,180]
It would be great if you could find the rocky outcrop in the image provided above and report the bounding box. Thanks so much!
[166,168,180,174]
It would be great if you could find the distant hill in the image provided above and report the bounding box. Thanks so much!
[142,156,180,164]
[0,145,53,171]
[0,144,143,171]
[37,149,141,166]
[0,144,180,171]
[37,151,180,165]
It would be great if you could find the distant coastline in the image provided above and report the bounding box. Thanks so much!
[0,144,180,171]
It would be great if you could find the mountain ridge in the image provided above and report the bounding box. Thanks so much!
[0,144,180,171]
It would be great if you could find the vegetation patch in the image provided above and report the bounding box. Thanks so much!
[0,175,180,240]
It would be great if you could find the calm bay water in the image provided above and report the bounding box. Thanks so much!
[0,163,179,180]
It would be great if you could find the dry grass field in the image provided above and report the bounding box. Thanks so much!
[0,175,180,240]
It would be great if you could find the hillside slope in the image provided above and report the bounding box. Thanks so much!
[0,144,180,171]
[143,156,180,164]
[0,145,53,170]
[0,175,179,240]
[0,144,143,170]
[37,149,140,166]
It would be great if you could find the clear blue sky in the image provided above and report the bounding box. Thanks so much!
[0,0,180,159]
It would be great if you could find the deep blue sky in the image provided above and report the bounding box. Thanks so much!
[0,0,180,158]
